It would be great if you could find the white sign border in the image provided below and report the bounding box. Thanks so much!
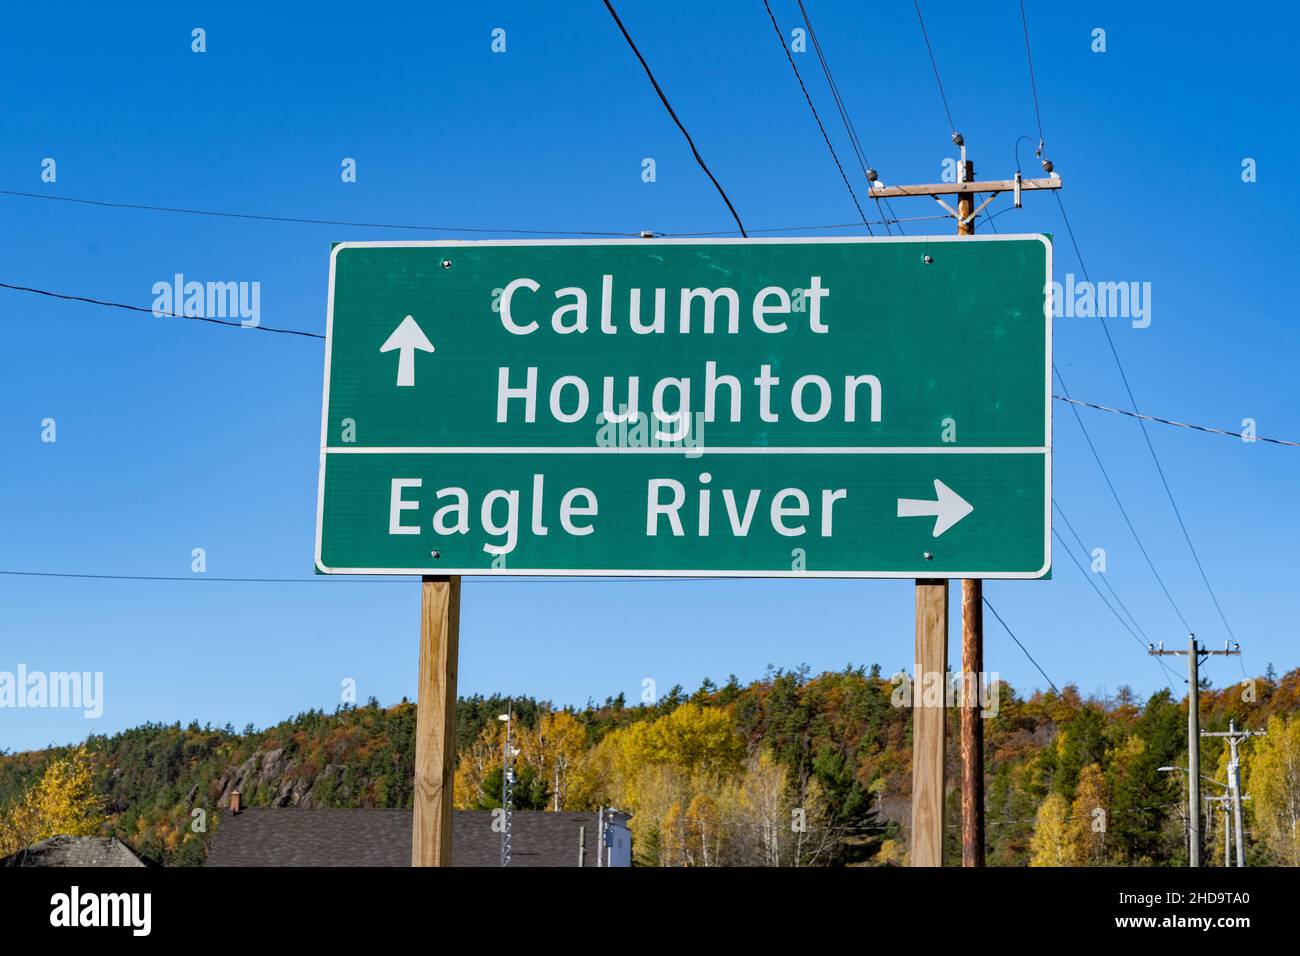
[315,234,1052,579]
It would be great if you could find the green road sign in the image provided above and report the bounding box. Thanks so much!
[316,236,1051,578]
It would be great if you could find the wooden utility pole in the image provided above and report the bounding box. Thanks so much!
[960,583,983,866]
[955,156,976,237]
[412,574,461,866]
[911,579,948,867]
[880,139,1061,869]
[1149,636,1240,867]
[955,155,985,869]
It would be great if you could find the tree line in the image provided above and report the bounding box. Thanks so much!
[2,663,1299,866]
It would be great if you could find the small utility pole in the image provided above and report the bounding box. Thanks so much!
[596,807,605,868]
[879,134,1061,868]
[1149,636,1240,867]
[1202,719,1265,867]
[499,705,515,867]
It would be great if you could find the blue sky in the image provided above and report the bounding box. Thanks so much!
[1,2,1295,751]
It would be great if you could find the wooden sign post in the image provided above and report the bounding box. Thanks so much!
[911,579,948,867]
[957,160,985,868]
[412,575,461,866]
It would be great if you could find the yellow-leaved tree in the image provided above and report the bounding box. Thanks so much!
[660,790,729,867]
[0,746,105,855]
[454,710,598,811]
[598,703,745,865]
[735,748,791,866]
[521,710,592,811]
[1029,792,1075,866]
[1245,714,1300,865]
[452,722,505,809]
[1068,763,1109,865]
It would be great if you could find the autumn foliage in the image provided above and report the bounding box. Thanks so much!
[2,664,1299,866]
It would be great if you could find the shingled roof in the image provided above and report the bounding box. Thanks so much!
[205,808,627,867]
[2,835,152,867]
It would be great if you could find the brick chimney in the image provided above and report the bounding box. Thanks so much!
[230,789,242,815]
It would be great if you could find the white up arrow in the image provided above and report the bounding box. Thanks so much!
[897,479,974,537]
[379,315,434,387]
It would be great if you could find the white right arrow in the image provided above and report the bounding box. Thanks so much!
[897,479,974,537]
[379,315,435,388]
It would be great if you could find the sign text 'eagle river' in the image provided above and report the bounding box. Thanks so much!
[316,236,1051,577]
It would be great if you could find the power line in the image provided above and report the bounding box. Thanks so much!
[1009,19,1199,650]
[1017,0,1046,148]
[1013,4,1242,656]
[0,186,936,237]
[601,0,747,237]
[1053,190,1241,650]
[760,0,872,233]
[0,570,407,584]
[911,0,956,134]
[1055,395,1299,448]
[1053,500,1151,644]
[982,597,1075,706]
[0,549,1216,705]
[1051,525,1180,694]
[659,214,946,236]
[0,188,640,237]
[0,281,325,339]
[41,570,1073,705]
[1055,364,1193,635]
[795,0,873,177]
[0,568,824,585]
[792,0,905,235]
[983,201,1000,234]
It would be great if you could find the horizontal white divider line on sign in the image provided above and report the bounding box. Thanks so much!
[321,445,1049,455]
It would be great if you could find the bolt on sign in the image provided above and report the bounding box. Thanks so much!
[315,236,1051,578]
